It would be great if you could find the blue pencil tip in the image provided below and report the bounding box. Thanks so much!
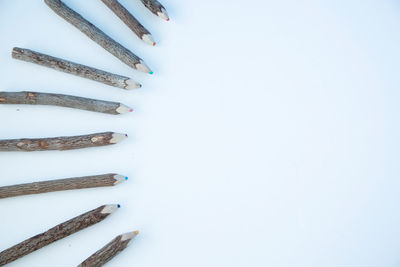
[125,177,128,180]
[117,204,121,208]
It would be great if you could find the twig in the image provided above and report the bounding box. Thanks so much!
[44,0,152,73]
[102,0,155,46]
[0,204,120,266]
[140,0,169,21]
[0,174,127,199]
[0,132,127,152]
[12,48,141,90]
[78,231,139,267]
[0,91,133,115]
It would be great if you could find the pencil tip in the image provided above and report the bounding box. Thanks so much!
[149,71,154,75]
[101,204,120,214]
[113,174,128,185]
[158,8,169,21]
[117,204,121,208]
[153,42,156,46]
[125,79,141,90]
[110,133,128,144]
[116,104,133,114]
[142,34,155,46]
[121,230,139,242]
[136,60,152,73]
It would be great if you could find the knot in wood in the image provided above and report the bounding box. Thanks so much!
[91,136,105,143]
[39,140,49,148]
[26,92,37,100]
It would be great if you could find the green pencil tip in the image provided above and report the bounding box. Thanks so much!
[149,71,154,75]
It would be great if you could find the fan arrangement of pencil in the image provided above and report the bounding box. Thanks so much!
[0,0,169,265]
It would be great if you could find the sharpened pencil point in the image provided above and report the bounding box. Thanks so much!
[125,176,128,180]
[136,60,152,73]
[158,8,169,21]
[101,204,120,214]
[121,230,139,242]
[116,104,133,114]
[110,133,128,144]
[113,174,128,185]
[142,34,155,46]
[125,79,141,90]
[149,71,154,75]
[117,204,121,208]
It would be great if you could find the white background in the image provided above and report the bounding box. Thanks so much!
[1,0,400,266]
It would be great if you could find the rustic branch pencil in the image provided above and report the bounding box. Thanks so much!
[0,91,133,114]
[12,48,140,90]
[140,0,169,21]
[0,204,119,266]
[44,0,152,73]
[102,0,155,46]
[0,174,127,199]
[78,231,139,267]
[0,132,127,152]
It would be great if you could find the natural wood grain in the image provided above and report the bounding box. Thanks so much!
[44,0,152,73]
[0,204,119,266]
[140,0,169,20]
[78,231,138,267]
[0,91,133,114]
[0,132,127,152]
[101,0,154,45]
[12,48,140,90]
[0,174,127,199]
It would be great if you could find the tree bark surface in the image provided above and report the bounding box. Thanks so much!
[0,205,114,266]
[12,48,133,89]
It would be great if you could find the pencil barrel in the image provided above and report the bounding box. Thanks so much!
[101,0,151,41]
[0,205,117,266]
[0,132,126,152]
[12,48,135,89]
[0,174,123,199]
[78,232,137,267]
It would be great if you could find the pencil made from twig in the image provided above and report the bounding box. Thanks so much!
[78,230,139,267]
[140,0,169,21]
[12,48,141,90]
[102,0,155,46]
[0,204,119,266]
[0,91,133,115]
[0,132,127,152]
[44,0,152,73]
[0,174,128,199]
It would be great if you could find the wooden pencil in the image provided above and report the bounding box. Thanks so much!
[44,0,152,73]
[12,48,141,90]
[140,0,169,21]
[0,204,120,266]
[0,132,127,152]
[78,230,139,267]
[0,91,133,115]
[102,0,155,46]
[0,174,127,199]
